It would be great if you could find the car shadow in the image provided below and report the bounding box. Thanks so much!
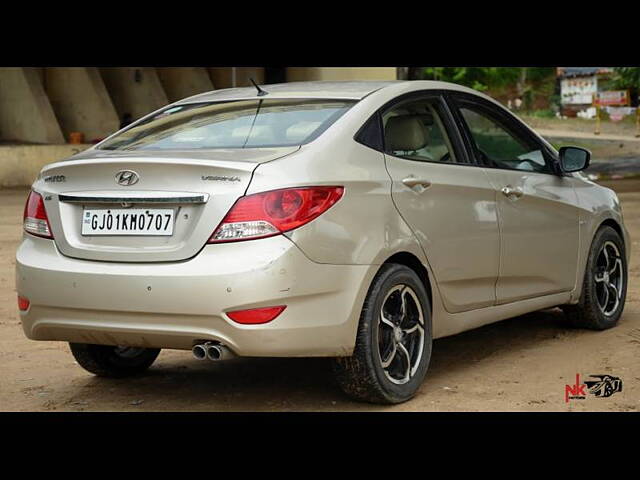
[72,308,590,411]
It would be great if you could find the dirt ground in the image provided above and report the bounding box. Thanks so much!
[1,182,639,412]
[518,114,640,178]
[521,113,640,138]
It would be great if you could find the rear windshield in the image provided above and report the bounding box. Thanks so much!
[97,99,355,151]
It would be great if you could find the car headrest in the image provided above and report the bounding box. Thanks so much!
[385,116,429,151]
[231,125,274,142]
[286,121,322,142]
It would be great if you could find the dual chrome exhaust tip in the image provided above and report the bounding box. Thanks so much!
[192,342,234,361]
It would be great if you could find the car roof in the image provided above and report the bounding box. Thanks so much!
[175,80,492,104]
[176,81,404,103]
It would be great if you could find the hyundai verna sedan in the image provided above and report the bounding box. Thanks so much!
[16,81,629,404]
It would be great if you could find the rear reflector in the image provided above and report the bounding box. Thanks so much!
[17,296,30,312]
[226,305,286,324]
[23,191,53,239]
[209,186,343,243]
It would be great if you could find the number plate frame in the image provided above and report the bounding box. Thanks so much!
[81,208,175,236]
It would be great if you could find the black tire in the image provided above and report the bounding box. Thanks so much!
[69,343,161,378]
[331,263,432,404]
[562,226,627,330]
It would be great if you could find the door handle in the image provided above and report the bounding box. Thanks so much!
[501,185,524,198]
[402,177,432,190]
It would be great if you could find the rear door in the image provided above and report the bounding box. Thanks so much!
[447,92,580,304]
[381,92,500,313]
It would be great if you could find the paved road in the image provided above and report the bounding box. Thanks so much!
[1,186,639,411]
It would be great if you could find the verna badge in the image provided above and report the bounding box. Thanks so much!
[115,170,139,186]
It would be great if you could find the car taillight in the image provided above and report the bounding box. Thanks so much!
[209,186,343,243]
[23,191,53,239]
[226,306,286,324]
[17,295,30,312]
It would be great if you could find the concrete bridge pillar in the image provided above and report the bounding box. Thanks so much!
[286,67,397,82]
[44,67,120,143]
[0,67,64,144]
[99,67,168,123]
[156,67,214,102]
[208,67,265,89]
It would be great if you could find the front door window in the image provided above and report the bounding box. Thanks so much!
[459,105,551,174]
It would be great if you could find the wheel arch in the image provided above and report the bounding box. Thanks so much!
[598,218,624,246]
[571,216,627,304]
[382,252,432,311]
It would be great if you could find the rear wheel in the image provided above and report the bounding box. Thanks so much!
[562,226,627,330]
[331,264,432,404]
[69,343,161,378]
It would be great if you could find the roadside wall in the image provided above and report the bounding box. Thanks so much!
[0,144,91,188]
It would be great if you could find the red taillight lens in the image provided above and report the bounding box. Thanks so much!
[23,191,53,239]
[226,305,286,324]
[17,296,30,312]
[209,186,343,243]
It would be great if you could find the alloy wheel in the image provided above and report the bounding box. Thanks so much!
[594,241,624,317]
[377,284,425,385]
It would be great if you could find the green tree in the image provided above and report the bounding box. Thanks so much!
[420,67,509,91]
[419,67,553,93]
[612,67,640,89]
[415,67,555,110]
[611,67,640,106]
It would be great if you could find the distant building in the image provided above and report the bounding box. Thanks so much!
[557,67,613,116]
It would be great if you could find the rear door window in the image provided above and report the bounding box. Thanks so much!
[382,98,460,164]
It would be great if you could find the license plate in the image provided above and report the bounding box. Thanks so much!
[82,209,174,236]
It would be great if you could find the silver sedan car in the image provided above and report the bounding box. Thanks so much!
[16,80,629,404]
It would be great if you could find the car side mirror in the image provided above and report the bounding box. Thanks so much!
[559,146,590,173]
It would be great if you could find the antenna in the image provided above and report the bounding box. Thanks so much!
[249,77,268,97]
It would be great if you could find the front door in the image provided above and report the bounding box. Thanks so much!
[382,94,500,313]
[450,93,580,304]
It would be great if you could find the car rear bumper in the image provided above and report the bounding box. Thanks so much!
[16,234,373,357]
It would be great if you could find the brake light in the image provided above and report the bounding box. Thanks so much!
[226,306,286,324]
[23,191,53,239]
[17,296,30,312]
[209,186,343,243]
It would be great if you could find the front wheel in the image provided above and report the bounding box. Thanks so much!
[562,226,627,330]
[69,343,161,378]
[331,264,432,404]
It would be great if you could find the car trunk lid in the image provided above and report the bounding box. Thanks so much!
[34,147,298,262]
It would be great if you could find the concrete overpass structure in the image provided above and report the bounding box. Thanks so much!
[0,67,397,145]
